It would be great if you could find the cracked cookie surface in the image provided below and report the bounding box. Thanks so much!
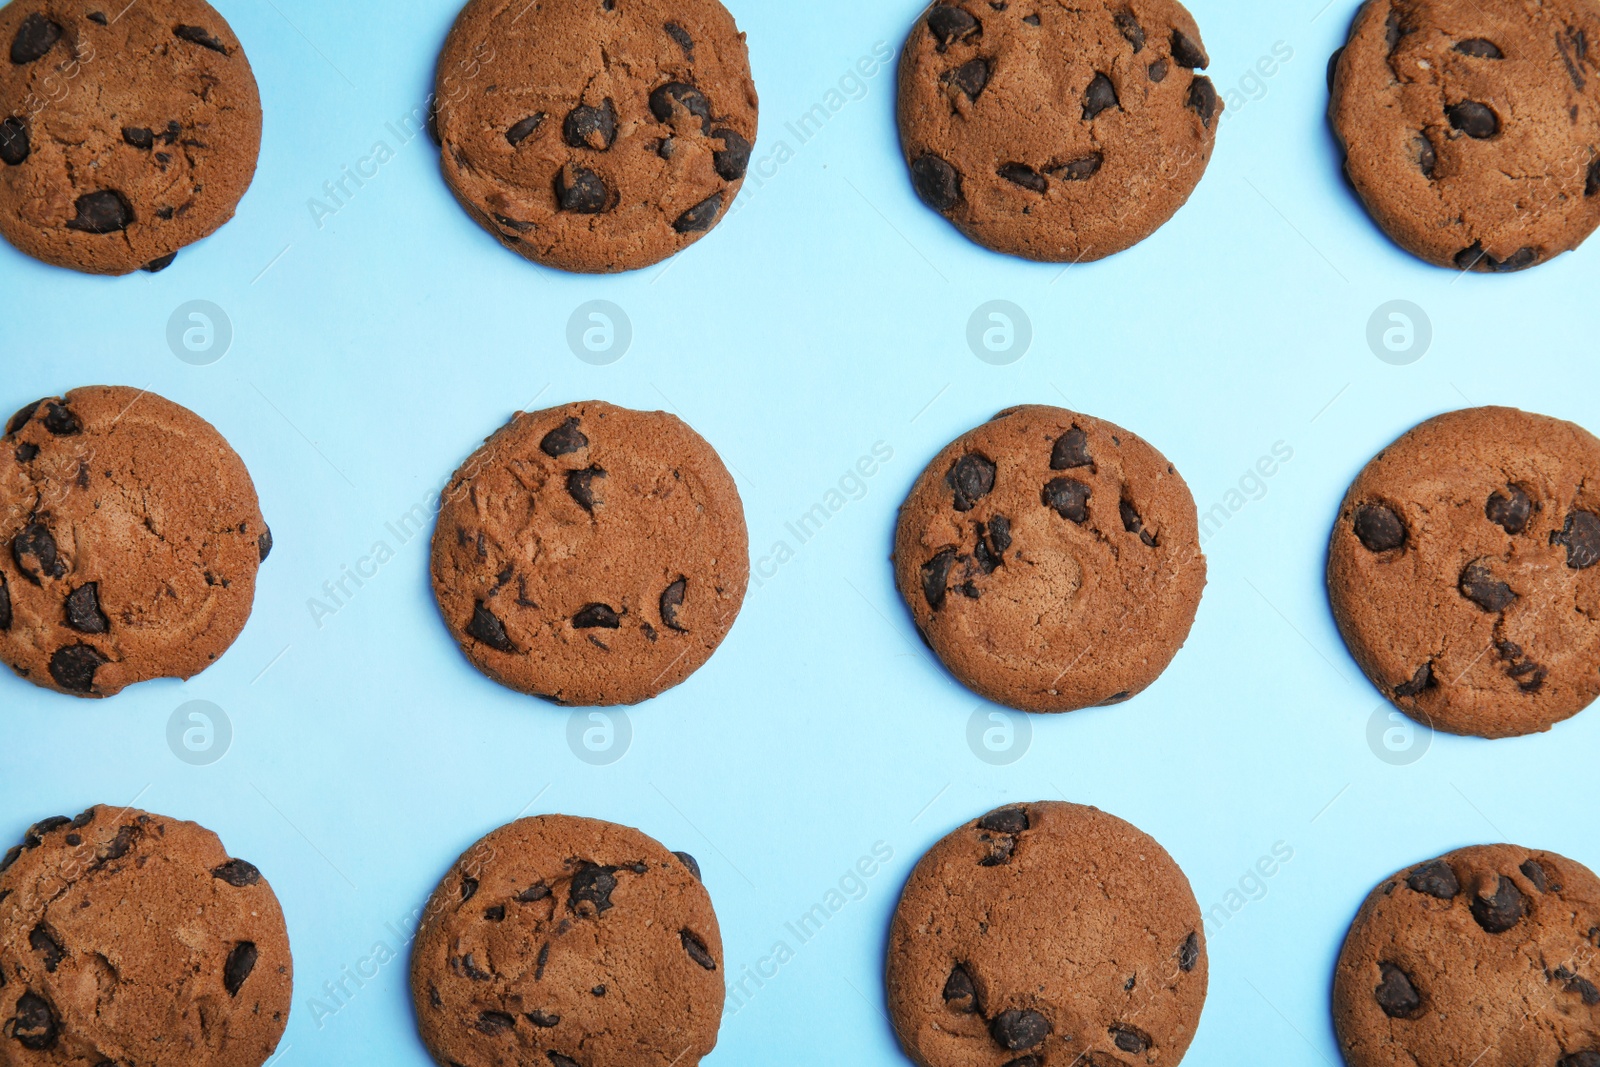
[0,385,268,698]
[897,0,1222,262]
[1328,406,1600,738]
[0,0,261,275]
[433,0,758,273]
[1330,0,1600,272]
[430,400,748,707]
[0,805,292,1067]
[411,814,723,1067]
[887,802,1207,1067]
[1334,844,1600,1067]
[893,405,1205,713]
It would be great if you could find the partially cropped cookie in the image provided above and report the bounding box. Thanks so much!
[0,0,262,275]
[894,406,1204,712]
[898,0,1221,262]
[1329,407,1600,738]
[0,386,270,697]
[887,802,1208,1067]
[412,815,722,1067]
[1330,0,1600,272]
[433,0,757,273]
[1334,845,1600,1067]
[432,401,747,706]
[0,806,292,1066]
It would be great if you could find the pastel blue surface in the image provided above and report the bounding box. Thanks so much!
[3,0,1598,1064]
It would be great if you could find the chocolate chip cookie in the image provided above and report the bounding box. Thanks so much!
[0,0,262,275]
[887,802,1208,1067]
[0,387,269,698]
[1328,407,1600,738]
[0,805,292,1066]
[433,0,757,273]
[894,406,1205,713]
[431,401,747,707]
[1334,845,1600,1067]
[1330,0,1600,272]
[411,814,722,1067]
[898,0,1222,262]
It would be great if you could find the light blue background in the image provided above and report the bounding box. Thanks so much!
[3,0,1598,1064]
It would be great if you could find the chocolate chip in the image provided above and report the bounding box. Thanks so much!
[1406,859,1459,899]
[549,1053,580,1067]
[681,929,716,970]
[1179,931,1201,972]
[990,1009,1049,1051]
[1149,58,1169,82]
[1083,73,1119,119]
[5,399,42,435]
[14,443,36,462]
[541,419,588,457]
[572,603,620,629]
[911,153,963,211]
[665,21,694,57]
[1393,662,1435,699]
[921,548,957,610]
[1552,511,1600,569]
[10,992,58,1050]
[674,851,701,881]
[1375,962,1423,1018]
[1559,1055,1600,1067]
[998,163,1046,192]
[460,875,479,902]
[518,882,551,903]
[88,12,107,25]
[1519,859,1549,892]
[1121,498,1156,547]
[25,816,69,846]
[1052,428,1092,469]
[555,165,608,214]
[592,985,606,996]
[563,100,617,151]
[927,5,979,50]
[974,516,1011,572]
[0,847,18,873]
[464,601,516,653]
[1187,76,1220,127]
[649,83,712,134]
[1459,561,1517,612]
[1485,485,1531,534]
[0,118,27,166]
[258,528,273,562]
[713,128,752,180]
[661,578,688,632]
[566,466,606,512]
[1353,504,1406,552]
[1043,478,1091,523]
[1002,1058,1041,1067]
[481,904,505,922]
[66,190,133,234]
[1171,29,1208,68]
[1589,157,1600,197]
[64,583,108,634]
[527,1009,561,1027]
[674,193,723,233]
[212,859,261,887]
[946,453,996,512]
[1470,875,1526,934]
[42,402,79,436]
[1414,133,1436,178]
[568,864,616,914]
[1566,975,1600,1006]
[223,942,257,996]
[1446,101,1498,139]
[1111,1026,1149,1053]
[978,834,1016,866]
[506,113,545,146]
[174,25,229,54]
[945,58,990,101]
[1455,38,1503,58]
[1558,29,1589,90]
[1115,10,1145,52]
[477,1011,515,1035]
[123,126,155,150]
[14,522,63,583]
[1454,242,1537,272]
[28,926,63,972]
[1049,154,1102,181]
[143,252,177,273]
[0,574,8,630]
[942,964,978,1012]
[977,808,1029,834]
[10,15,61,65]
[1385,8,1410,52]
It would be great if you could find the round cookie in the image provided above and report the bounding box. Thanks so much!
[887,802,1208,1067]
[897,0,1222,262]
[0,805,293,1066]
[431,401,748,707]
[1329,0,1600,273]
[0,386,270,698]
[433,0,757,273]
[1328,407,1600,738]
[411,815,723,1067]
[0,0,262,275]
[893,405,1205,713]
[1333,845,1600,1067]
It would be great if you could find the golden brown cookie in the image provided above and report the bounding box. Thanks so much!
[411,815,723,1067]
[0,386,270,698]
[887,802,1208,1067]
[893,405,1205,713]
[1333,845,1600,1067]
[433,0,758,273]
[431,401,748,707]
[897,0,1221,262]
[1328,407,1600,738]
[1329,0,1600,272]
[0,0,262,275]
[0,806,293,1067]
